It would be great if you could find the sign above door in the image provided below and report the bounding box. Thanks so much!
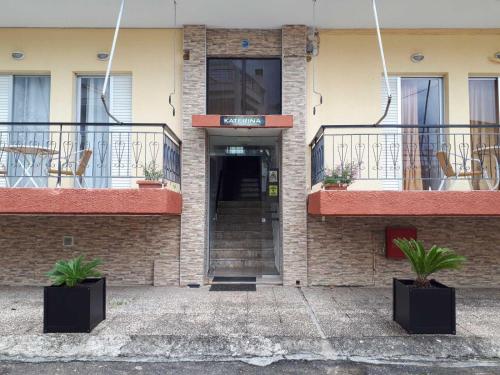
[221,116,265,127]
[192,115,293,129]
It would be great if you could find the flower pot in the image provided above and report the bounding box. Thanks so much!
[393,278,455,334]
[324,183,348,191]
[137,180,162,189]
[43,278,106,333]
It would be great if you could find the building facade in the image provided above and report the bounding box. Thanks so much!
[1,0,500,288]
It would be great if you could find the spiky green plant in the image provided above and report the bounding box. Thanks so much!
[393,239,466,288]
[144,162,163,181]
[46,255,102,287]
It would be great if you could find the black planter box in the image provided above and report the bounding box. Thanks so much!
[44,278,106,333]
[393,278,455,334]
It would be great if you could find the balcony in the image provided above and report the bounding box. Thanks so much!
[309,125,500,216]
[0,123,182,215]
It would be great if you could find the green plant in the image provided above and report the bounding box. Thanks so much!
[144,162,163,181]
[324,163,358,186]
[46,255,102,287]
[393,239,466,288]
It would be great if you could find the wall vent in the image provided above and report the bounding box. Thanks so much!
[63,235,74,247]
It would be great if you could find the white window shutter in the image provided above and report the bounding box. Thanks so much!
[380,76,403,191]
[110,75,132,188]
[0,76,12,187]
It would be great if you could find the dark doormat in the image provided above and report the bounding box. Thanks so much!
[212,276,257,283]
[209,284,256,292]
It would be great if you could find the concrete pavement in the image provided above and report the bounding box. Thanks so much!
[1,360,500,375]
[0,286,499,366]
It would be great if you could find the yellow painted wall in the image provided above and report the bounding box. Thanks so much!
[0,28,183,137]
[3,28,500,147]
[307,29,500,143]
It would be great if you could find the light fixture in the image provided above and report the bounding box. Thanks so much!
[96,52,110,61]
[11,51,25,60]
[410,52,425,63]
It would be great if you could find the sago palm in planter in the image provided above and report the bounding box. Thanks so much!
[44,255,106,333]
[392,239,466,334]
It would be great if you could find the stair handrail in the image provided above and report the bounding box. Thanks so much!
[215,169,223,218]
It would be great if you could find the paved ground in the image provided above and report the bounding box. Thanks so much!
[0,286,499,367]
[1,360,500,375]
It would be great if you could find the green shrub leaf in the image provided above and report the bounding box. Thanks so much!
[393,239,466,287]
[46,255,103,287]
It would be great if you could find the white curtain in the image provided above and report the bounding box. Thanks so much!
[10,76,50,187]
[78,77,110,188]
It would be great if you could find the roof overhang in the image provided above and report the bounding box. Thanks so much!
[2,0,500,29]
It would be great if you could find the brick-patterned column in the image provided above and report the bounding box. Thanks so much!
[180,25,207,285]
[281,25,308,285]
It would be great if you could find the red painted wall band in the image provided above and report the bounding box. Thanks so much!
[308,190,500,216]
[0,188,182,215]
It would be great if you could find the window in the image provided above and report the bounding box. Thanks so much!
[207,58,281,115]
[469,78,499,126]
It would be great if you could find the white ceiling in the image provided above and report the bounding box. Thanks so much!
[1,0,500,29]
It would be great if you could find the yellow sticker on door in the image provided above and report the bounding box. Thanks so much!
[269,184,278,197]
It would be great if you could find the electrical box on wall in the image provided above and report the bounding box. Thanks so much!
[385,227,417,259]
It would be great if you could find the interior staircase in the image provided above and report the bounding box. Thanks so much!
[211,177,278,276]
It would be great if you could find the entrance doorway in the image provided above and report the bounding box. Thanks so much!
[208,136,281,278]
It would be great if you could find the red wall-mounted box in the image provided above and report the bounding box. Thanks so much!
[385,227,417,259]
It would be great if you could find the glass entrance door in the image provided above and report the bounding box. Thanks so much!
[208,136,281,278]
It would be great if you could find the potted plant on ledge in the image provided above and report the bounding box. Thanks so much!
[392,239,466,334]
[44,255,106,333]
[137,162,163,189]
[323,163,357,190]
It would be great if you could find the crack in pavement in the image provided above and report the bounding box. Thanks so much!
[298,287,336,360]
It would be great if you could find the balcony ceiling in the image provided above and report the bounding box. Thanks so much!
[1,0,500,29]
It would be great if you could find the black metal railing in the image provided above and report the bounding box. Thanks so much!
[310,125,500,191]
[0,122,181,189]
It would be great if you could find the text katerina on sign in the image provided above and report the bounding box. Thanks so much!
[220,116,266,127]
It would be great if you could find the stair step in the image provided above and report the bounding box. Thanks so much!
[214,231,273,240]
[211,250,275,260]
[217,207,265,215]
[215,223,273,231]
[212,239,274,248]
[216,216,270,224]
[210,266,280,277]
[218,201,264,208]
[211,259,277,269]
[240,187,260,193]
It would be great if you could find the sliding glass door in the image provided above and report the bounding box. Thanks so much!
[469,78,499,189]
[10,76,51,187]
[77,76,110,188]
[401,77,443,191]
